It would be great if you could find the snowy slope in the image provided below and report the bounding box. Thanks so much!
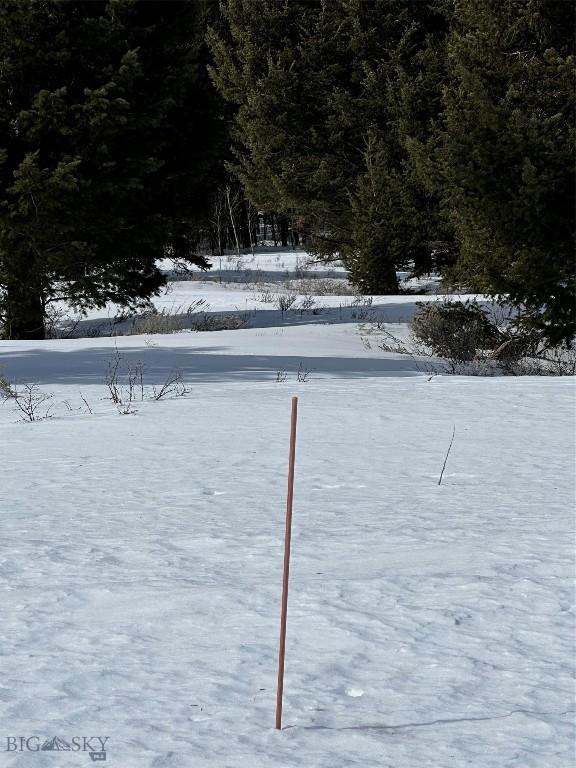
[0,251,574,768]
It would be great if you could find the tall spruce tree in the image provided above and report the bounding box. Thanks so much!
[209,0,450,294]
[440,0,575,343]
[345,0,454,289]
[0,0,223,339]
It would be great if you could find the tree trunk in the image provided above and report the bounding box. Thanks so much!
[5,284,46,340]
[351,244,399,294]
[279,215,289,247]
[245,199,256,256]
[238,199,252,249]
[225,185,241,258]
[367,264,399,294]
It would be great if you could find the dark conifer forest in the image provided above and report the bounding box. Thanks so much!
[0,0,573,342]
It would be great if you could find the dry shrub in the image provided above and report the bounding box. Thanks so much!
[409,299,574,375]
[411,300,499,362]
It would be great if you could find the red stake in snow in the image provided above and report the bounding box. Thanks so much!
[275,396,298,730]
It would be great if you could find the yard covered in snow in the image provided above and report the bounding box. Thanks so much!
[0,251,574,768]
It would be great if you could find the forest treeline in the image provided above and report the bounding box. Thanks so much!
[0,0,573,342]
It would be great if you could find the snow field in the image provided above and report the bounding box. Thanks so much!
[0,251,574,767]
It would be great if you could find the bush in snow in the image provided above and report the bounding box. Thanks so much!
[410,300,499,363]
[408,299,575,375]
[0,372,15,399]
[12,383,53,421]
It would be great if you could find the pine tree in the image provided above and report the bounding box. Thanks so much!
[343,0,453,291]
[209,0,451,294]
[0,0,223,339]
[441,0,575,343]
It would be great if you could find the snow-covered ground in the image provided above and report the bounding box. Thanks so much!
[0,251,574,767]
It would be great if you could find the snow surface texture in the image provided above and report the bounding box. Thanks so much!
[0,251,574,767]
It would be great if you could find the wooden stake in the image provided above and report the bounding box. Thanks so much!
[275,396,298,730]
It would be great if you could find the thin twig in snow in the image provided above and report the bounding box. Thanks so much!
[438,424,456,486]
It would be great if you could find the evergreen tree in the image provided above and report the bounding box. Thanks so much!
[344,0,453,290]
[0,0,223,339]
[440,0,575,343]
[209,0,450,294]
